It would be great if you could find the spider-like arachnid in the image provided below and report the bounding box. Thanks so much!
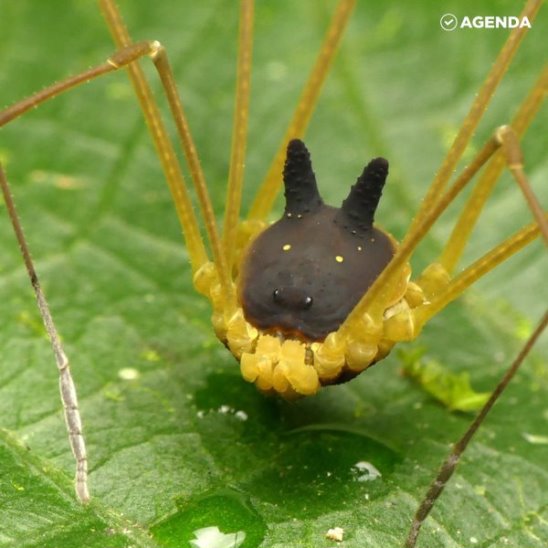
[1,0,542,545]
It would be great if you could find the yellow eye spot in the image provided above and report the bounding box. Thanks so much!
[335,255,344,263]
[282,244,292,251]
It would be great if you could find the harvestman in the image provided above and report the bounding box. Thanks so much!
[0,0,546,546]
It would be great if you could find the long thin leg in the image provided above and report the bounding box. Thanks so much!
[404,311,548,548]
[99,0,236,313]
[433,123,548,285]
[223,0,255,270]
[408,0,543,235]
[0,40,209,276]
[1,42,146,125]
[497,125,548,245]
[150,46,236,312]
[340,63,547,334]
[340,135,502,333]
[414,221,542,331]
[0,166,89,503]
[439,67,548,273]
[97,0,219,282]
[247,0,356,221]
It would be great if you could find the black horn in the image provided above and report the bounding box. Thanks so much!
[283,139,323,215]
[337,157,388,234]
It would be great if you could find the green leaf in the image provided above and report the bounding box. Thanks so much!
[0,1,546,548]
[399,348,491,412]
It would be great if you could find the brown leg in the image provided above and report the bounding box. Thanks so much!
[404,312,547,548]
[0,39,210,275]
[0,165,89,504]
[439,67,548,273]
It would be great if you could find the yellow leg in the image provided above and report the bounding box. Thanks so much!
[408,0,543,235]
[247,0,356,221]
[223,0,255,271]
[439,67,548,273]
[98,0,220,288]
[414,220,542,341]
[150,46,236,313]
[339,136,502,336]
[497,125,548,245]
[0,35,210,276]
[341,57,547,338]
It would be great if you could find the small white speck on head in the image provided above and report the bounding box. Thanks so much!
[470,536,478,544]
[325,527,344,542]
[218,405,231,414]
[118,367,140,381]
[357,245,363,251]
[282,244,292,251]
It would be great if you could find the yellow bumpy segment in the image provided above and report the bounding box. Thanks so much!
[195,252,441,399]
[241,335,320,398]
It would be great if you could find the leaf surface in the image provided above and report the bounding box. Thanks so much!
[0,1,546,547]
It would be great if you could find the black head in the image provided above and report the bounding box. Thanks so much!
[239,139,394,341]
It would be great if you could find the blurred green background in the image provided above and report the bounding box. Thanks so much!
[0,1,546,547]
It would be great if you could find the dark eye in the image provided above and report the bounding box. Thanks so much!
[272,288,314,310]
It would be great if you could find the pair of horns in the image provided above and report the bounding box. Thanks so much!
[283,139,388,232]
